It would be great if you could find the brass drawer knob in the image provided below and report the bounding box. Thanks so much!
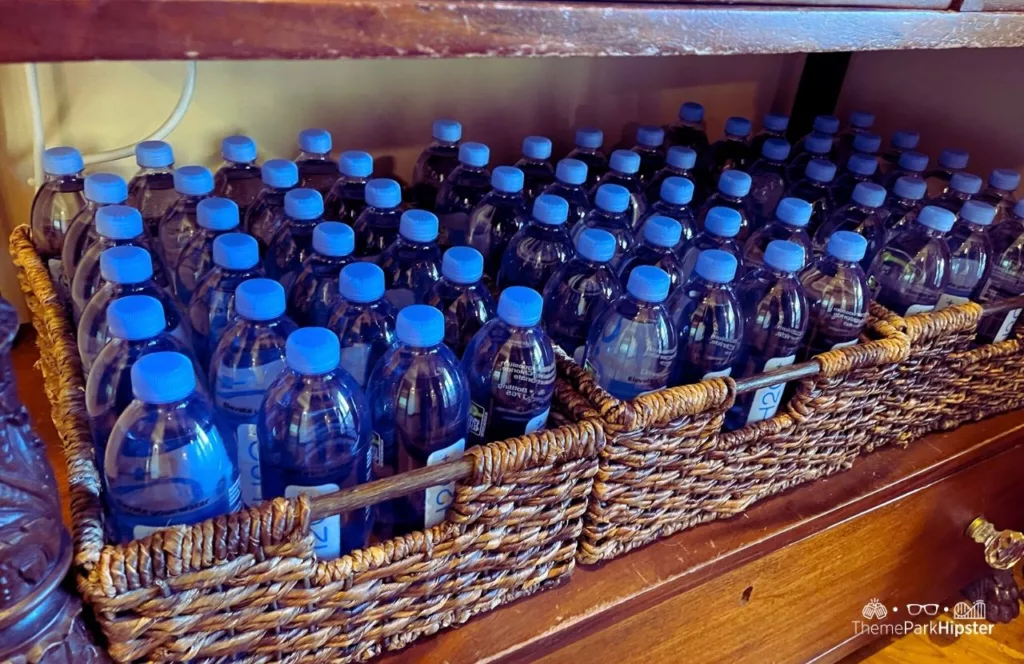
[968,517,1024,570]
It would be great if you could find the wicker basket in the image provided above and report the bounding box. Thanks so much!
[10,225,605,662]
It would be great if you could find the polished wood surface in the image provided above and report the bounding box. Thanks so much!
[848,611,1024,663]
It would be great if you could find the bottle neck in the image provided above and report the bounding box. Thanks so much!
[136,165,173,177]
[223,158,256,168]
[432,139,459,150]
[297,151,330,161]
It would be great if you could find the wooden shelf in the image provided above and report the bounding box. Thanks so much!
[4,1,1024,63]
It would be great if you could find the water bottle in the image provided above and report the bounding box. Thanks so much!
[637,176,697,245]
[702,116,754,186]
[813,182,887,268]
[632,125,667,183]
[666,101,710,156]
[266,188,323,292]
[590,150,647,231]
[880,151,929,191]
[574,184,635,265]
[105,351,240,543]
[751,113,789,160]
[880,130,920,175]
[210,279,297,507]
[925,149,970,198]
[869,205,953,316]
[368,305,469,537]
[540,158,591,230]
[743,197,813,274]
[786,158,837,237]
[975,201,1024,344]
[748,137,791,225]
[259,327,372,559]
[584,265,676,399]
[671,250,744,384]
[378,209,443,310]
[295,128,337,195]
[467,166,529,277]
[831,153,879,208]
[411,118,462,210]
[30,147,85,294]
[463,287,556,444]
[800,231,870,358]
[618,215,685,294]
[929,172,982,214]
[213,135,262,215]
[836,110,875,158]
[288,222,356,327]
[425,247,496,357]
[786,132,833,183]
[882,175,927,240]
[435,141,491,248]
[807,114,841,139]
[851,132,883,157]
[159,165,213,270]
[328,263,398,388]
[354,178,404,259]
[645,146,699,203]
[976,169,1021,223]
[324,150,373,225]
[245,158,298,254]
[61,173,128,288]
[515,136,556,202]
[938,200,995,309]
[566,127,608,188]
[190,233,264,368]
[174,197,240,305]
[678,206,744,282]
[498,194,575,291]
[697,170,755,242]
[127,141,176,240]
[542,228,621,363]
[727,240,809,429]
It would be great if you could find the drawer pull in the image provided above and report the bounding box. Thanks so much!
[968,517,1024,570]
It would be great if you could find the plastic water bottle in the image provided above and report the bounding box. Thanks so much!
[61,173,128,288]
[786,158,837,237]
[584,265,676,399]
[671,250,744,384]
[743,197,813,273]
[667,102,710,156]
[213,135,262,215]
[851,132,883,157]
[542,228,621,363]
[295,128,337,195]
[727,240,809,429]
[259,327,372,559]
[880,130,921,176]
[105,351,240,543]
[128,141,177,240]
[467,166,529,277]
[174,197,240,305]
[435,142,491,247]
[698,170,755,242]
[245,158,298,254]
[976,169,1021,223]
[925,149,970,198]
[975,201,1024,343]
[463,287,556,444]
[880,151,929,191]
[618,215,685,293]
[645,146,699,203]
[516,136,556,202]
[574,184,635,265]
[938,200,995,309]
[159,165,213,270]
[266,188,323,292]
[425,247,496,357]
[379,209,443,310]
[368,305,469,537]
[678,206,744,282]
[30,147,85,293]
[836,110,875,157]
[498,194,575,291]
[288,222,356,327]
[929,172,982,214]
[210,279,297,507]
[324,150,373,226]
[882,175,927,240]
[632,125,667,183]
[869,205,954,316]
[702,116,754,185]
[751,113,789,160]
[786,132,833,183]
[807,114,841,139]
[354,178,404,259]
[832,153,879,207]
[190,233,264,368]
[748,137,791,225]
[800,231,870,358]
[540,159,591,230]
[637,176,697,244]
[411,119,462,210]
[813,182,887,268]
[566,127,608,188]
[591,150,647,231]
[328,263,397,388]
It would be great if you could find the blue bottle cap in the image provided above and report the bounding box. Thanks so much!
[340,263,386,303]
[498,286,543,326]
[196,197,240,231]
[666,146,697,170]
[261,159,299,188]
[285,327,340,375]
[213,233,259,270]
[173,165,214,196]
[399,209,439,242]
[898,151,928,173]
[939,149,970,171]
[660,176,694,206]
[442,246,484,284]
[891,130,920,150]
[950,172,982,195]
[555,159,588,186]
[135,140,174,169]
[627,265,672,303]
[989,168,1021,192]
[694,249,737,284]
[575,127,604,150]
[852,133,882,155]
[805,158,837,183]
[804,132,833,155]
[679,102,704,123]
[533,194,569,225]
[95,205,143,240]
[222,135,257,163]
[959,200,997,226]
[100,246,153,284]
[847,153,878,177]
[1015,200,1024,219]
[396,305,446,347]
[108,295,165,341]
[298,128,332,154]
[637,125,665,147]
[235,278,286,321]
[365,178,402,208]
[131,352,196,404]
[339,150,373,178]
[761,138,791,161]
[775,197,812,227]
[764,240,805,273]
[704,206,741,238]
[610,150,640,175]
[725,116,752,138]
[433,118,462,143]
[523,136,552,160]
[459,142,490,168]
[827,231,867,263]
[84,173,128,204]
[852,182,886,208]
[893,175,927,201]
[917,205,956,232]
[42,147,84,176]
[576,228,616,263]
[763,113,789,133]
[313,221,355,257]
[813,115,840,135]
[717,169,752,197]
[849,110,875,129]
[491,165,525,193]
[284,188,324,220]
[595,184,630,214]
[643,215,682,249]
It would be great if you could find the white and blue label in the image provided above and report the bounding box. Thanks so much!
[745,355,796,426]
[424,439,465,528]
[287,483,341,560]
[995,309,1022,343]
[236,425,262,505]
[525,408,549,434]
[905,303,935,316]
[702,367,732,381]
[831,339,858,351]
[936,293,970,310]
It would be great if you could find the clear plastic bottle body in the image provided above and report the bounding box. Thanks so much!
[702,137,753,187]
[748,156,789,226]
[670,276,745,384]
[869,223,950,316]
[158,194,206,270]
[324,176,370,226]
[573,208,635,267]
[799,256,870,358]
[328,299,398,388]
[677,233,743,284]
[786,178,835,238]
[288,253,356,327]
[941,220,992,308]
[466,189,530,278]
[975,185,1019,224]
[539,180,591,231]
[743,220,812,275]
[831,170,875,209]
[515,157,556,203]
[541,257,622,363]
[633,145,666,185]
[72,236,170,322]
[697,191,756,243]
[128,168,177,239]
[353,203,403,260]
[975,217,1024,343]
[590,171,647,232]
[435,165,492,248]
[214,161,262,216]
[666,120,709,157]
[266,216,320,293]
[378,237,443,310]
[812,202,887,269]
[296,152,338,196]
[618,240,686,295]
[175,226,235,306]
[425,279,497,358]
[411,139,460,211]
[645,164,699,205]
[497,220,575,292]
[245,186,290,254]
[189,265,265,369]
[30,173,85,289]
[882,194,923,241]
[565,147,608,189]
[62,201,117,289]
[638,200,697,244]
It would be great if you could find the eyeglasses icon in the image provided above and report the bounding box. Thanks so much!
[906,604,940,616]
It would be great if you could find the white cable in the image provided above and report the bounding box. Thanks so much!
[24,63,45,187]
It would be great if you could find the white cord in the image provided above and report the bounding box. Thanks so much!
[24,63,45,187]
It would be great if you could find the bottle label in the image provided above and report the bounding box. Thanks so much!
[936,293,969,310]
[831,339,858,350]
[371,431,384,469]
[339,345,372,387]
[286,484,341,560]
[215,360,286,415]
[47,258,65,297]
[702,367,732,380]
[572,346,585,365]
[385,288,416,311]
[525,408,549,434]
[745,355,796,426]
[468,402,489,438]
[236,424,262,505]
[424,439,465,528]
[905,303,935,315]
[994,309,1022,343]
[133,524,163,540]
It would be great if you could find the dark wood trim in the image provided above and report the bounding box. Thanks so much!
[789,52,852,141]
